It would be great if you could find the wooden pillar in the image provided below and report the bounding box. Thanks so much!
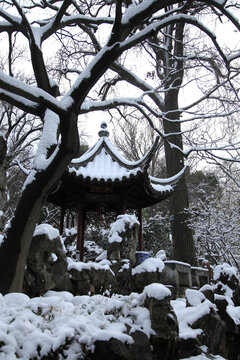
[77,208,86,261]
[122,200,127,214]
[59,206,65,236]
[138,208,143,251]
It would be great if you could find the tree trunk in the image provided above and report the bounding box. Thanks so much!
[0,112,79,294]
[164,90,197,266]
[0,135,7,232]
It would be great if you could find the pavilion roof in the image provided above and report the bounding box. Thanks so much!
[68,127,160,183]
[47,122,186,211]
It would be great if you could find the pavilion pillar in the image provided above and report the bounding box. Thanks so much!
[122,204,127,214]
[77,208,86,261]
[59,206,65,236]
[138,208,143,251]
[121,194,127,214]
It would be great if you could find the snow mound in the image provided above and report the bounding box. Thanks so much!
[213,263,238,282]
[0,290,154,359]
[171,298,216,340]
[132,257,165,275]
[141,283,171,300]
[155,249,167,261]
[34,223,59,240]
[186,289,205,307]
[108,214,139,244]
[67,257,112,272]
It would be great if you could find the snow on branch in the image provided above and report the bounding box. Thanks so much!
[16,159,30,175]
[33,110,60,171]
[183,142,240,158]
[111,63,164,109]
[40,14,114,41]
[81,97,161,117]
[0,89,40,116]
[0,7,22,27]
[0,72,67,116]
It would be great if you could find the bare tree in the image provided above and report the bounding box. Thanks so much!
[188,170,240,270]
[0,0,239,293]
[112,114,164,176]
[84,4,240,265]
[0,51,42,227]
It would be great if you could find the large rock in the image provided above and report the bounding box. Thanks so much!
[133,269,164,293]
[24,225,73,296]
[214,296,240,360]
[110,259,133,295]
[107,214,139,266]
[191,309,227,357]
[87,283,178,360]
[69,264,117,295]
[132,258,165,293]
[89,331,152,360]
[143,284,179,360]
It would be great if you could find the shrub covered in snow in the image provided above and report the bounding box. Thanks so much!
[0,287,169,359]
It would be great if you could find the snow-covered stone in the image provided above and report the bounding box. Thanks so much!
[34,223,59,240]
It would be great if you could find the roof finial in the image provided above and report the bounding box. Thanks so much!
[98,121,109,137]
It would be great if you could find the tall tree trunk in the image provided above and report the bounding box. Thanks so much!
[0,135,7,232]
[151,16,197,265]
[0,112,79,294]
[163,90,197,265]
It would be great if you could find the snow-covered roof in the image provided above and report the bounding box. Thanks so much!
[69,147,142,182]
[47,122,186,211]
[69,123,159,182]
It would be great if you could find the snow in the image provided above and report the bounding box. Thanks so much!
[0,7,22,25]
[33,110,59,171]
[118,259,130,272]
[96,250,107,262]
[50,253,58,262]
[67,257,112,273]
[186,289,205,307]
[3,293,30,305]
[108,214,139,244]
[180,354,226,360]
[22,169,37,191]
[214,282,234,300]
[0,289,156,359]
[122,0,157,25]
[150,166,188,185]
[150,182,173,192]
[71,132,156,168]
[141,283,171,300]
[70,147,141,181]
[227,303,240,325]
[132,257,165,275]
[199,284,214,292]
[155,249,167,260]
[34,223,59,240]
[213,263,238,281]
[0,71,66,112]
[65,227,77,236]
[103,136,154,167]
[165,260,191,267]
[171,297,216,340]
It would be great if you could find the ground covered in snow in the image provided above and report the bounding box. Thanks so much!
[0,286,233,360]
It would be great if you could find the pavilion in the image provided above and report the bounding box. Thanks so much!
[47,122,185,261]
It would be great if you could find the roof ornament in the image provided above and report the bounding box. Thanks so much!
[98,121,109,137]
